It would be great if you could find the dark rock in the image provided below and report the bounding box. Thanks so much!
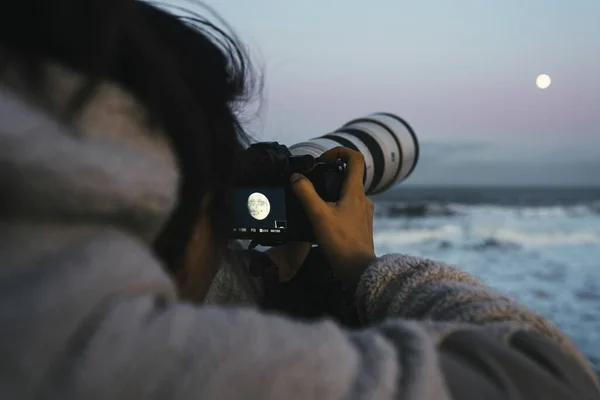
[532,290,552,299]
[581,313,598,322]
[438,240,453,249]
[532,269,565,283]
[473,238,520,251]
[575,290,600,301]
[387,203,457,218]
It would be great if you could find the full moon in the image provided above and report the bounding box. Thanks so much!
[536,74,552,89]
[247,192,271,221]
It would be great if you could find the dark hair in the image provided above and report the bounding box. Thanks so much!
[0,0,257,272]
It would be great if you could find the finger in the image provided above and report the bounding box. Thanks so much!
[365,197,375,216]
[290,173,329,224]
[319,146,360,162]
[320,147,365,199]
[365,198,375,239]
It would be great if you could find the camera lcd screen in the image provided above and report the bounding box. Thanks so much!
[232,187,288,237]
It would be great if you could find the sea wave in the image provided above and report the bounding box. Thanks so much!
[474,228,600,246]
[376,201,600,219]
[470,237,521,251]
[373,225,461,244]
[385,203,458,218]
[371,188,600,375]
[373,225,600,247]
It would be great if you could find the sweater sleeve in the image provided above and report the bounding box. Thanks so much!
[356,254,578,351]
[3,231,599,400]
[356,253,600,393]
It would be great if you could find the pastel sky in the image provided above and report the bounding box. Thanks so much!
[168,0,600,185]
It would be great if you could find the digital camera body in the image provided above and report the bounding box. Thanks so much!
[230,112,419,246]
[231,142,346,245]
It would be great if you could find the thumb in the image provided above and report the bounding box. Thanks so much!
[290,173,328,222]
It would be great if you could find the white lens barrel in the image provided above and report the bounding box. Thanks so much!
[289,135,376,190]
[288,112,419,195]
[369,113,418,184]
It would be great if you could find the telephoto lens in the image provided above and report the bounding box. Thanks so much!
[289,113,419,195]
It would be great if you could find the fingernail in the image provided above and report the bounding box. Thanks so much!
[290,173,304,184]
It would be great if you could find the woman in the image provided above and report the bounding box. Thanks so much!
[0,1,598,399]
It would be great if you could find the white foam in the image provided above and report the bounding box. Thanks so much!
[476,227,600,246]
[373,225,461,244]
[373,222,600,247]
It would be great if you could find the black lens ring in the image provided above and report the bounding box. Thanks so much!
[342,117,403,191]
[330,129,385,193]
[374,113,420,180]
[320,134,367,186]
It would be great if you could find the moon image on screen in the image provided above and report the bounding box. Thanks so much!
[536,74,552,89]
[247,192,271,221]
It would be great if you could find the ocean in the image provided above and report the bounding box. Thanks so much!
[371,186,600,373]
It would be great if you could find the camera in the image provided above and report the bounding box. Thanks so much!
[231,112,419,245]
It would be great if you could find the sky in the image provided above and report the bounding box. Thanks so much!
[168,0,600,186]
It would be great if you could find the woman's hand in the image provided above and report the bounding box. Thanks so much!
[290,147,376,288]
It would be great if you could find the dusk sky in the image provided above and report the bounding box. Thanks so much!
[168,0,600,185]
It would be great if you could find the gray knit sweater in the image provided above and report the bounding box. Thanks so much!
[0,77,598,400]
